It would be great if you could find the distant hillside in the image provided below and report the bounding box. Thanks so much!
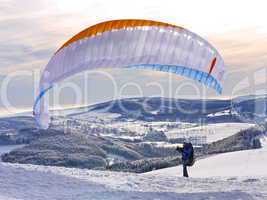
[69,96,267,123]
[69,97,234,122]
[0,95,266,145]
[0,116,36,145]
[1,126,264,172]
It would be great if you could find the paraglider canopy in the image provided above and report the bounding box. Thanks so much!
[33,19,225,129]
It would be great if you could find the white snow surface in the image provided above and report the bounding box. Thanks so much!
[0,161,266,200]
[0,135,267,200]
[166,122,255,143]
[148,136,267,178]
[0,122,265,200]
[0,136,267,200]
[149,148,267,178]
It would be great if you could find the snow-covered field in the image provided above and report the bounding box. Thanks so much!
[148,147,267,178]
[0,136,266,200]
[166,123,255,143]
[86,120,254,145]
[1,122,263,199]
[0,160,266,200]
[0,101,265,199]
[149,136,267,177]
[103,121,254,144]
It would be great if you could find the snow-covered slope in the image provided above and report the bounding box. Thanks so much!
[0,161,266,200]
[0,134,266,200]
[0,137,266,200]
[166,122,255,143]
[148,136,267,178]
[148,148,267,178]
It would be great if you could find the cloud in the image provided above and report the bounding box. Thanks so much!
[208,27,267,71]
[1,0,266,74]
[0,0,87,74]
[0,0,267,113]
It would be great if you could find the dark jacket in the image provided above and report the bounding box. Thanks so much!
[176,142,194,166]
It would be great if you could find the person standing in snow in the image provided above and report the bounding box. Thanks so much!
[176,142,195,177]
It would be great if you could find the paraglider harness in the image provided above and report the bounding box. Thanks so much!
[176,142,195,166]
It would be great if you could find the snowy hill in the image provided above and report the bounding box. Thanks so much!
[1,95,266,145]
[0,96,266,199]
[148,136,267,178]
[166,122,255,143]
[0,136,266,200]
[65,96,267,123]
[67,97,235,123]
[0,157,266,200]
[0,135,266,199]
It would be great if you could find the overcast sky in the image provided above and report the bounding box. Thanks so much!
[1,0,267,114]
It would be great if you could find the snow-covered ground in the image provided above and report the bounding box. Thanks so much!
[0,109,265,199]
[166,123,255,143]
[70,110,122,122]
[148,136,267,178]
[148,148,267,178]
[0,136,266,200]
[0,161,266,200]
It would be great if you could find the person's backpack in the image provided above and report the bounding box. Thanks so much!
[184,142,195,166]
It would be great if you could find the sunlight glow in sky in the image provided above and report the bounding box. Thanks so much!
[0,0,267,112]
[1,0,267,74]
[55,0,267,34]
